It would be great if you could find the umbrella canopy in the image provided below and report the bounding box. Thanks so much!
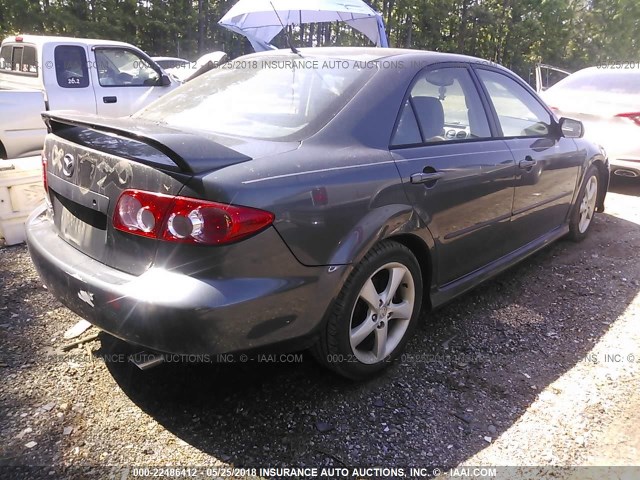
[219,0,389,51]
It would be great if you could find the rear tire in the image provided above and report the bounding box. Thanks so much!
[311,240,423,380]
[568,165,599,242]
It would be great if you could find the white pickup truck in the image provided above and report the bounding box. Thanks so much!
[0,35,180,159]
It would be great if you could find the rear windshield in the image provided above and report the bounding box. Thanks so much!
[553,69,640,95]
[134,56,375,140]
[0,44,38,76]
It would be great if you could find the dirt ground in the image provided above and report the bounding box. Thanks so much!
[0,177,638,480]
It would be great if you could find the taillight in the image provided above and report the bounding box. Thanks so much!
[113,190,174,239]
[113,189,274,245]
[615,112,640,126]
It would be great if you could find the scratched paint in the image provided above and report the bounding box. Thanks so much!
[77,290,95,308]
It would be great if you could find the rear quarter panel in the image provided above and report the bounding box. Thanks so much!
[178,60,431,267]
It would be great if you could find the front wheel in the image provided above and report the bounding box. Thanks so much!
[569,165,600,241]
[312,241,423,380]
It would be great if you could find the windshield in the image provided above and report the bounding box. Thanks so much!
[552,68,640,95]
[134,56,375,140]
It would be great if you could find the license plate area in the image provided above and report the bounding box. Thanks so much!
[50,174,109,253]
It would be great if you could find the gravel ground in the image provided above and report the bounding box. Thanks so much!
[0,177,639,480]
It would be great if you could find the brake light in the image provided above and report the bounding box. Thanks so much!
[15,36,23,42]
[615,112,640,126]
[113,190,275,245]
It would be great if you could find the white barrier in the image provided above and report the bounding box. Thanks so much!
[0,156,44,245]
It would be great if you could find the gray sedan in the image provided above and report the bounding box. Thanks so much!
[26,48,608,380]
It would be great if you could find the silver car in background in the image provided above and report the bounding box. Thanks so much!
[541,66,640,178]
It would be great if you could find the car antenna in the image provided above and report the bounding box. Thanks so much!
[270,1,300,55]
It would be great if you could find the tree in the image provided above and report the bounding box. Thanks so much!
[0,0,637,69]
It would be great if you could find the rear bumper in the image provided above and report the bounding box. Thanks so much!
[26,205,342,355]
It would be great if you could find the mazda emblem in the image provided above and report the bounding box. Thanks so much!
[62,153,75,177]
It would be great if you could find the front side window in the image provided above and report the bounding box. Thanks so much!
[477,69,552,138]
[95,48,160,87]
[392,67,491,147]
[0,44,38,75]
[134,57,373,140]
[54,45,89,88]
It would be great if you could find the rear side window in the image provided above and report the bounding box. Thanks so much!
[54,46,89,88]
[0,44,38,76]
[391,66,491,147]
[391,100,422,146]
[477,69,552,138]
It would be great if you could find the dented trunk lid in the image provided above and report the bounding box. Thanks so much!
[44,135,188,276]
[42,112,298,276]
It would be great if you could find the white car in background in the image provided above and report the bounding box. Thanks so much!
[154,52,228,83]
[152,56,191,70]
[541,66,640,179]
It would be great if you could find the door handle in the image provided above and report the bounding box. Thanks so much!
[519,156,537,169]
[410,171,443,185]
[103,96,117,104]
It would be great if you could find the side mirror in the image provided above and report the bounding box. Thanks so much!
[159,74,172,87]
[559,117,584,138]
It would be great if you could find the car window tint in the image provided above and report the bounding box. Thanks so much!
[477,69,551,137]
[95,48,160,87]
[391,99,422,146]
[0,44,38,76]
[0,46,11,71]
[54,45,89,88]
[405,67,491,143]
[21,46,38,74]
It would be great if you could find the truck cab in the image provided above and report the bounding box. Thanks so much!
[0,35,179,158]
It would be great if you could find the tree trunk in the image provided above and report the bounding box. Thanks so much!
[197,0,206,54]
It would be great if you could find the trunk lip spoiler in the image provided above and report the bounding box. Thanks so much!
[41,111,252,175]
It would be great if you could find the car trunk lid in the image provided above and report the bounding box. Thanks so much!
[42,113,298,276]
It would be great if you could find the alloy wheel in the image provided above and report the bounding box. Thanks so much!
[349,262,416,364]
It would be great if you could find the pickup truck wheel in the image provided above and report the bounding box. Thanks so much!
[312,241,423,380]
[569,165,599,242]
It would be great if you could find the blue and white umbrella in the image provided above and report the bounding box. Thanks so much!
[219,0,389,51]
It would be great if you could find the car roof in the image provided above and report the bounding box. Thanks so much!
[1,34,135,49]
[240,46,503,68]
[574,65,640,75]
